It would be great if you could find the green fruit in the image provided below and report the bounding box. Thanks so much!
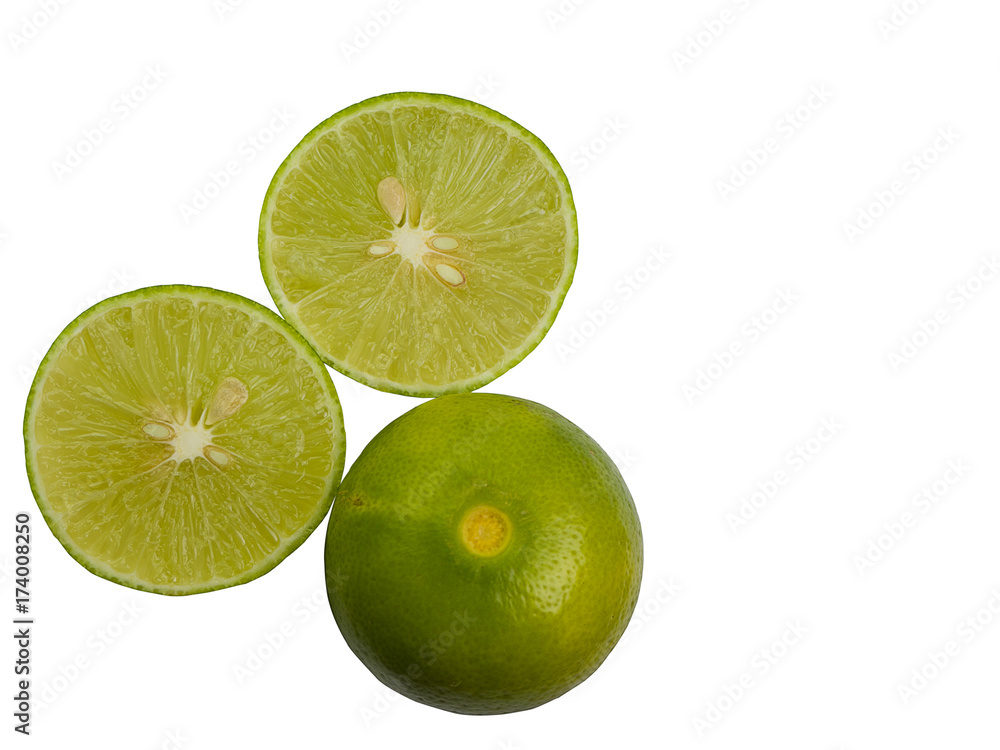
[24,285,346,595]
[324,393,642,714]
[259,92,578,397]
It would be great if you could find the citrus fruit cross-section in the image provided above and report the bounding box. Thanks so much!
[259,92,578,397]
[23,285,346,595]
[324,394,643,714]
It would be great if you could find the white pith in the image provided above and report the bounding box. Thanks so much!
[392,224,438,267]
[143,377,247,469]
[153,420,219,465]
[370,175,466,287]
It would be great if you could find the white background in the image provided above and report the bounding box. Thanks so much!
[3,0,1000,747]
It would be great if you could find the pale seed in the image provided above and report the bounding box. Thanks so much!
[203,446,232,468]
[435,263,466,287]
[142,422,174,440]
[377,176,406,226]
[368,241,396,257]
[429,235,460,252]
[205,377,249,426]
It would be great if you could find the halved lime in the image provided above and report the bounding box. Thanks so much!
[23,285,346,595]
[259,92,578,397]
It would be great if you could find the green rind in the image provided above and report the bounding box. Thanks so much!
[23,284,347,596]
[258,91,578,398]
[324,393,643,714]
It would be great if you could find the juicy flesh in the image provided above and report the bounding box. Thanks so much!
[264,104,572,388]
[30,297,338,588]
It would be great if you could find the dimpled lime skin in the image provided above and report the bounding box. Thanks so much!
[324,394,643,715]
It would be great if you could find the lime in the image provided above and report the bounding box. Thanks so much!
[259,92,578,397]
[324,394,642,714]
[23,285,346,595]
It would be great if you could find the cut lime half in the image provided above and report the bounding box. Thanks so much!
[23,285,346,595]
[259,92,577,397]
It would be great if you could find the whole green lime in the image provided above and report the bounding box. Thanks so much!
[324,393,643,715]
